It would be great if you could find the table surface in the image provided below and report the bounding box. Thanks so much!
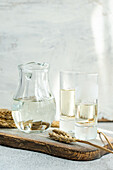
[0,123,113,170]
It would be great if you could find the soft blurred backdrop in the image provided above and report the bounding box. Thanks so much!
[0,0,113,120]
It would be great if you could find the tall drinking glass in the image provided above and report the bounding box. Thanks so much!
[60,71,76,133]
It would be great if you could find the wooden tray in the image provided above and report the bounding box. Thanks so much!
[0,128,112,161]
[98,118,113,122]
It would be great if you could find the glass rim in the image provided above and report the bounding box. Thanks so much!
[18,62,49,71]
[60,71,98,76]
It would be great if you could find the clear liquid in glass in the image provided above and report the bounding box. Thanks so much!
[60,89,75,133]
[75,103,97,126]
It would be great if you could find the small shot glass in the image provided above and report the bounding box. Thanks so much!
[74,73,98,140]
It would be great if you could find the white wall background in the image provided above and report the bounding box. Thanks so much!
[0,0,113,120]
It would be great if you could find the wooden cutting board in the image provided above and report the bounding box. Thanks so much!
[0,128,112,161]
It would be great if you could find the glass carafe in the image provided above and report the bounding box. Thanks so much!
[12,62,56,133]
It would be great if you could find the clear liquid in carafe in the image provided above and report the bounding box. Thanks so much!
[12,97,56,133]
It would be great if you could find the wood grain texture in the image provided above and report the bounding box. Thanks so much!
[98,118,113,122]
[0,128,112,161]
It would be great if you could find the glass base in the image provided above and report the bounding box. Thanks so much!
[75,125,97,140]
[60,118,75,133]
[15,122,47,133]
